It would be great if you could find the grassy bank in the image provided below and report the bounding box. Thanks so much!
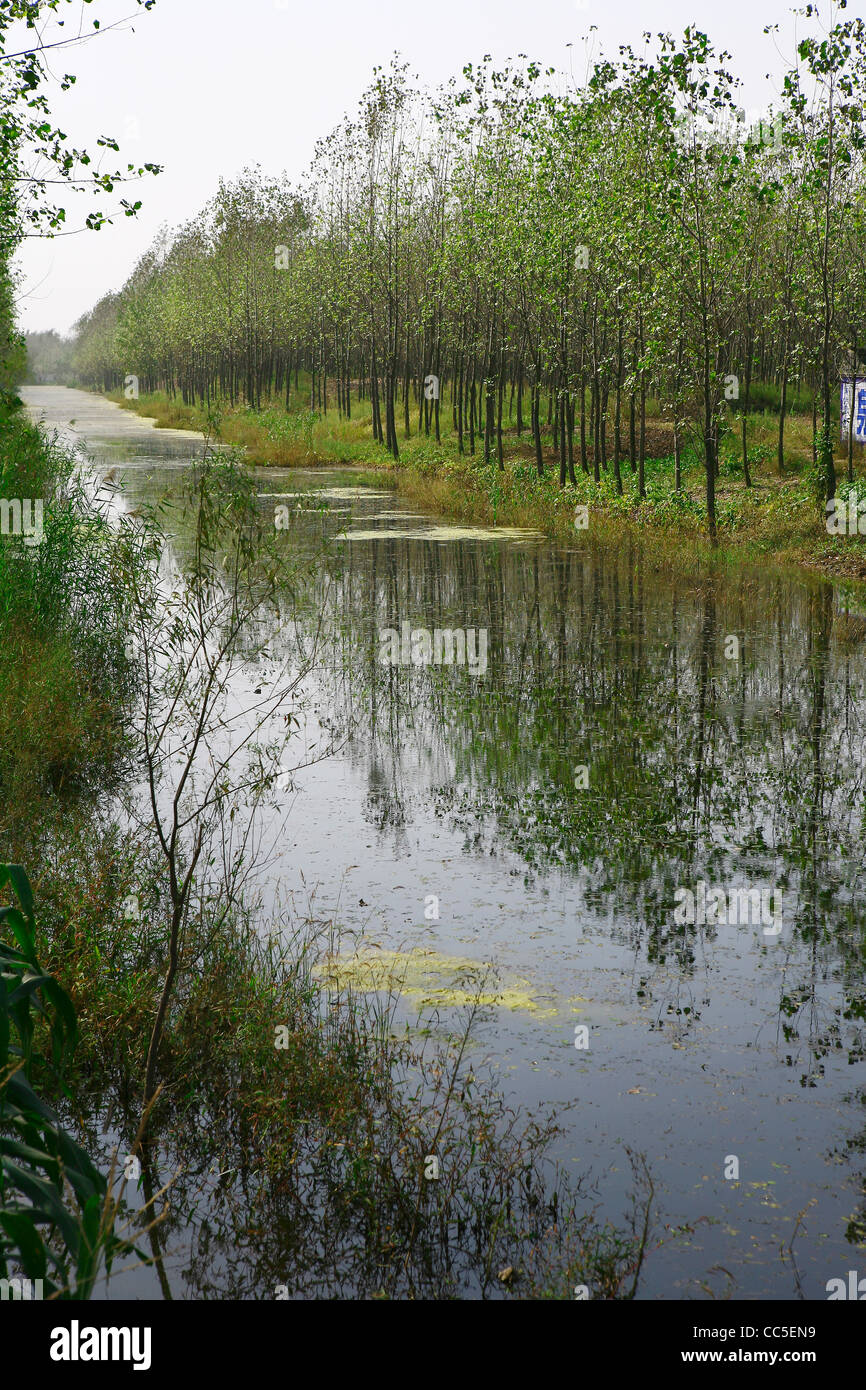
[104,385,866,588]
[0,403,133,832]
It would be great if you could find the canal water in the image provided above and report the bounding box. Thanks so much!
[23,385,866,1300]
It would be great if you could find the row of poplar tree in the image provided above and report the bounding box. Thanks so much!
[71,20,866,538]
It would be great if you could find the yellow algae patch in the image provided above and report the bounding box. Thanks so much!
[312,488,394,500]
[313,946,557,1019]
[258,488,393,501]
[364,512,429,521]
[336,524,543,543]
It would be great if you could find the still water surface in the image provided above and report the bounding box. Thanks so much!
[23,385,866,1299]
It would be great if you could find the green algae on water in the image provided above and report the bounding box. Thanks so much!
[313,945,557,1018]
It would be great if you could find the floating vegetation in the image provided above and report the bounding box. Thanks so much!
[314,945,558,1018]
[336,524,544,543]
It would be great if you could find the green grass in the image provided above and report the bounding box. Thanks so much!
[0,863,139,1299]
[106,380,866,586]
[0,407,134,832]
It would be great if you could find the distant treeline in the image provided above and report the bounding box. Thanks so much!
[24,329,76,384]
[71,22,866,534]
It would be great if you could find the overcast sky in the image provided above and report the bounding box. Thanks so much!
[12,0,829,336]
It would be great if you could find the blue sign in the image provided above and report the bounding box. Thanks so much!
[841,378,866,443]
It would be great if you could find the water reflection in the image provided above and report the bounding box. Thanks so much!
[22,387,866,1299]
